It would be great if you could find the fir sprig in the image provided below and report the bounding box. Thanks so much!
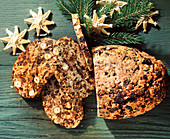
[82,15,93,36]
[96,2,115,17]
[56,0,95,22]
[91,32,142,45]
[110,0,154,28]
[56,0,158,46]
[56,0,75,20]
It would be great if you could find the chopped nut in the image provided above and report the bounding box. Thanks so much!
[69,80,73,86]
[54,107,60,114]
[119,82,124,86]
[14,80,21,88]
[65,102,72,109]
[53,56,57,60]
[62,63,69,71]
[29,90,35,96]
[40,43,47,49]
[67,79,73,86]
[115,80,118,83]
[53,48,59,55]
[34,77,40,83]
[44,53,51,60]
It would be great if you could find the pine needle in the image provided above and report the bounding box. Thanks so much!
[59,1,73,15]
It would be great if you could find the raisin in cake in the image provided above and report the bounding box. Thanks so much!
[92,45,168,119]
[42,76,84,128]
[12,38,58,98]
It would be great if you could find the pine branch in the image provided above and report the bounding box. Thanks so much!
[97,2,115,18]
[110,0,154,27]
[91,32,142,45]
[56,0,95,22]
[82,17,93,36]
[56,0,158,46]
[56,0,75,20]
[85,0,95,16]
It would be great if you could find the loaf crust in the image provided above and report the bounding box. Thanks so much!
[92,45,168,119]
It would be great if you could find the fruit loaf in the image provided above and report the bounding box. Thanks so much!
[92,45,168,119]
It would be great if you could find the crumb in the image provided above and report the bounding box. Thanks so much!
[18,97,22,103]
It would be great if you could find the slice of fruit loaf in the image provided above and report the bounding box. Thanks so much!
[92,45,168,119]
[72,14,93,71]
[53,37,94,98]
[42,76,84,128]
[11,38,59,98]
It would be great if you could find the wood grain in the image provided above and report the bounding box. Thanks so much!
[0,0,170,138]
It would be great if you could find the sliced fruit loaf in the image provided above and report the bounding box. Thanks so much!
[92,45,168,119]
[12,37,94,98]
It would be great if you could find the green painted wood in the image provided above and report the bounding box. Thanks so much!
[0,0,170,138]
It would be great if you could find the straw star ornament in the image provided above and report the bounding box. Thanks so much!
[24,7,55,36]
[84,10,113,35]
[96,0,127,17]
[0,26,30,55]
[135,11,159,32]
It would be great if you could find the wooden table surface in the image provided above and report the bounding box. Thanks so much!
[0,0,170,138]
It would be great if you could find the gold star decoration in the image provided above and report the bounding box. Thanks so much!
[24,7,55,36]
[0,26,30,55]
[96,0,127,17]
[135,11,159,32]
[84,10,113,35]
